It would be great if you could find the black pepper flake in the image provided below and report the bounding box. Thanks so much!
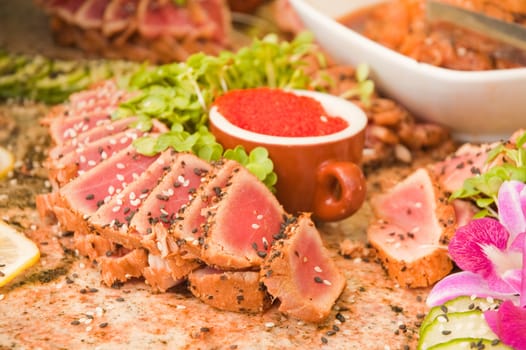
[391,305,404,313]
[156,194,169,201]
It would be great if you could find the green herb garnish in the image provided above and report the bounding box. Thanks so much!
[450,131,526,217]
[120,33,320,192]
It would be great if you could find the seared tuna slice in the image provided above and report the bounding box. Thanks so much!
[129,153,211,237]
[367,168,456,288]
[48,117,168,162]
[53,145,159,234]
[89,149,179,249]
[188,267,272,313]
[48,116,137,160]
[49,112,113,146]
[260,213,346,323]
[432,143,496,193]
[99,248,149,287]
[143,253,199,292]
[198,164,286,269]
[74,232,117,261]
[48,128,144,187]
[171,159,239,258]
[66,79,129,115]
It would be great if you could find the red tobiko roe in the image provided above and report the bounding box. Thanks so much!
[213,88,348,137]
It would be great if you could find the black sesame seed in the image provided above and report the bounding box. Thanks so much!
[71,320,81,325]
[314,276,323,284]
[99,322,108,328]
[116,297,125,302]
[85,194,95,200]
[321,336,328,344]
[441,330,452,335]
[335,313,346,323]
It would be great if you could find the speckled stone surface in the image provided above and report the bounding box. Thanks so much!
[0,102,433,350]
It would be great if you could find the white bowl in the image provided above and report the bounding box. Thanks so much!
[289,0,526,142]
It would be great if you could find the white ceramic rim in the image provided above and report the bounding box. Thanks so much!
[209,89,368,146]
[289,0,526,82]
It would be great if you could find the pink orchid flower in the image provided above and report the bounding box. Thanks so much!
[427,180,526,349]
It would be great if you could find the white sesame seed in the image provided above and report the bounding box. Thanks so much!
[87,160,97,167]
[130,198,141,206]
[320,115,328,123]
[256,214,264,220]
[314,266,323,273]
[79,263,85,269]
[116,174,124,181]
[112,206,121,213]
[414,202,423,208]
[303,257,308,263]
[79,155,87,163]
[0,294,4,301]
[95,307,104,317]
[252,223,260,229]
[85,326,93,332]
[129,192,136,200]
[101,151,108,160]
[323,279,332,286]
[176,305,186,310]
[116,163,125,169]
[108,186,115,195]
[264,322,275,328]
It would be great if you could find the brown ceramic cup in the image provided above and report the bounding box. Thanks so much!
[209,89,367,222]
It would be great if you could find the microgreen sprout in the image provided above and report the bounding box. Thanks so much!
[339,63,375,107]
[450,131,526,218]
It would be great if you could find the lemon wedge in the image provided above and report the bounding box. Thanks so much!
[0,146,14,180]
[0,220,40,287]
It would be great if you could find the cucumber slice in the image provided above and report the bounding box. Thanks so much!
[418,310,498,350]
[421,296,501,331]
[427,337,512,349]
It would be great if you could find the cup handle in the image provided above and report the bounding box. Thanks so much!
[312,160,367,222]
